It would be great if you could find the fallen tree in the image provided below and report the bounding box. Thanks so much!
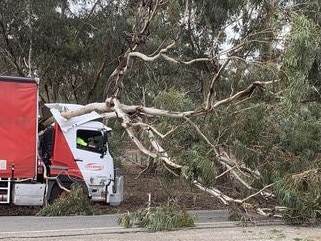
[60,80,280,217]
[56,1,321,224]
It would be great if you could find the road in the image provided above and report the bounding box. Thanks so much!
[0,210,320,241]
[0,210,229,238]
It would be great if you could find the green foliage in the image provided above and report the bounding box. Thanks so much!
[252,104,321,224]
[118,202,196,231]
[105,121,126,169]
[275,169,321,225]
[191,0,244,37]
[0,0,131,103]
[180,143,217,186]
[168,0,181,25]
[270,107,321,173]
[37,184,102,216]
[201,91,321,224]
[153,89,196,112]
[283,13,321,108]
[279,112,321,155]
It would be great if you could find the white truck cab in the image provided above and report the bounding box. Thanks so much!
[42,103,124,205]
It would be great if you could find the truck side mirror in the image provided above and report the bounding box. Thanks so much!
[100,146,107,158]
[99,129,109,158]
[101,129,108,144]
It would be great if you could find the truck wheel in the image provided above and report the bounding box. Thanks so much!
[48,181,88,204]
[48,182,71,204]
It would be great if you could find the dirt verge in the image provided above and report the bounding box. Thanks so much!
[0,163,224,216]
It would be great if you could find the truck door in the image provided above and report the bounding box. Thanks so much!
[73,128,114,201]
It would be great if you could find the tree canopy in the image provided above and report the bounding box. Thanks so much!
[2,0,321,224]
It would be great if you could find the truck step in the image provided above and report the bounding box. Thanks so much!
[0,178,11,204]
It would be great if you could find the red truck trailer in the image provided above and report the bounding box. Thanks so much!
[0,76,123,206]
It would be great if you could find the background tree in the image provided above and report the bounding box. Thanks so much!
[1,0,321,224]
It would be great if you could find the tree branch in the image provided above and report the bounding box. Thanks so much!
[62,80,274,120]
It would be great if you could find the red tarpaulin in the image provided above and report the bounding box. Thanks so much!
[0,77,38,179]
[50,124,83,179]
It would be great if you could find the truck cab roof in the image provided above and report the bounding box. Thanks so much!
[45,103,111,132]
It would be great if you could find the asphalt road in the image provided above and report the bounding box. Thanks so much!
[1,210,319,241]
[0,210,229,239]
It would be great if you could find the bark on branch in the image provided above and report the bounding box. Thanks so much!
[62,81,273,120]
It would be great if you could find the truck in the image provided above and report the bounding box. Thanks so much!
[0,75,124,206]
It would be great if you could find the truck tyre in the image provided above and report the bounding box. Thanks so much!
[48,181,88,204]
[48,182,71,204]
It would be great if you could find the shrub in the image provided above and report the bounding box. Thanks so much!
[118,202,196,232]
[37,183,102,216]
